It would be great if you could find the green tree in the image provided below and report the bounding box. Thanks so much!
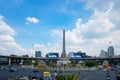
[27,61,32,65]
[71,62,77,67]
[46,62,56,67]
[33,61,38,67]
[22,54,29,57]
[85,61,98,67]
[10,54,17,57]
[80,62,85,67]
[56,75,79,80]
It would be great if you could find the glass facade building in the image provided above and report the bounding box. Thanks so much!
[35,51,41,57]
[107,46,114,57]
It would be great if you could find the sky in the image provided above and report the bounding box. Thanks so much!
[0,0,120,57]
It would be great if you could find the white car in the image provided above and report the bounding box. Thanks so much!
[102,69,107,72]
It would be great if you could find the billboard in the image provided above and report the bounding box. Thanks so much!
[46,53,58,58]
[71,53,81,58]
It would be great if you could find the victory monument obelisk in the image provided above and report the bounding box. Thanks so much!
[57,29,71,65]
[61,29,66,58]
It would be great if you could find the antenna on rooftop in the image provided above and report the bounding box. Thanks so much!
[109,41,112,46]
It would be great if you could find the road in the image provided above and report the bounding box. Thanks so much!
[79,70,116,80]
[0,66,117,80]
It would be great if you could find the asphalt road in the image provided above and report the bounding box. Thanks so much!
[0,66,117,80]
[0,66,44,80]
[79,70,116,80]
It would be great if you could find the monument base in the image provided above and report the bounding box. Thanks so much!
[57,58,71,65]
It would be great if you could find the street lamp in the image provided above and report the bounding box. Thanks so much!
[107,70,111,80]
[62,62,64,75]
[32,44,34,57]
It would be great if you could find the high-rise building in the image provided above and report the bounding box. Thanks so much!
[100,50,107,58]
[35,51,41,57]
[61,29,66,58]
[107,46,114,57]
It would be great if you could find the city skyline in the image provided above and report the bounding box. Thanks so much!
[0,0,120,57]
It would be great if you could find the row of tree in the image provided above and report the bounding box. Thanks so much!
[26,60,98,68]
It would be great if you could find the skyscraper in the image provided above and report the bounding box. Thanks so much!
[61,29,66,58]
[107,41,114,57]
[107,46,114,57]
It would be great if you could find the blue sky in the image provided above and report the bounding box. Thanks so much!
[0,0,120,57]
[0,0,91,47]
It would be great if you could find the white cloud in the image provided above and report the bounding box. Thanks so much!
[0,16,15,35]
[82,0,114,11]
[1,0,120,57]
[0,15,28,56]
[49,0,120,56]
[26,17,39,24]
[22,0,119,57]
[0,15,60,57]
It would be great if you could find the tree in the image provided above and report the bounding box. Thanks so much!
[46,62,56,67]
[27,61,32,65]
[85,61,98,67]
[80,62,85,67]
[71,62,77,67]
[10,54,17,57]
[56,75,79,80]
[33,61,38,67]
[22,54,29,57]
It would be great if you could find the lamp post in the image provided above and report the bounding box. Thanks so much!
[63,62,64,75]
[32,44,34,57]
[107,70,111,80]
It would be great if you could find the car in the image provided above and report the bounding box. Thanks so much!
[20,75,29,80]
[31,76,38,80]
[116,65,120,69]
[116,73,120,80]
[3,66,9,70]
[0,66,3,69]
[8,67,17,72]
[110,68,115,71]
[4,66,17,72]
[90,67,97,71]
[29,75,39,80]
[102,69,107,72]
[33,69,39,72]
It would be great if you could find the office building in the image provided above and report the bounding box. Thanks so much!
[100,50,107,58]
[107,46,114,57]
[35,51,41,57]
